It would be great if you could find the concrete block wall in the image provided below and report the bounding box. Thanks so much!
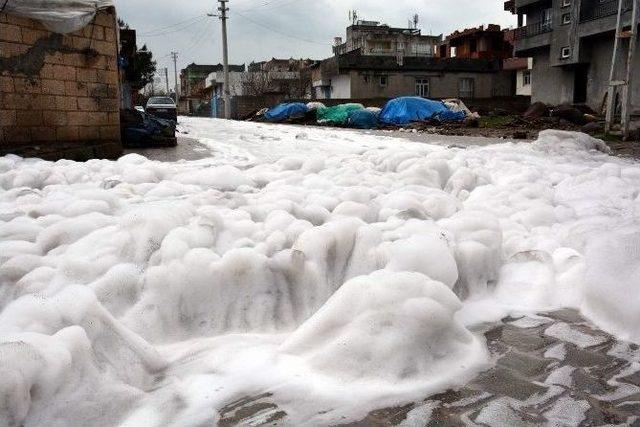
[0,8,122,160]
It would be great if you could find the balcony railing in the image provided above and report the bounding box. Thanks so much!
[580,0,633,22]
[514,21,553,40]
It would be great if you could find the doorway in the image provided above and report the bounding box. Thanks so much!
[573,65,588,104]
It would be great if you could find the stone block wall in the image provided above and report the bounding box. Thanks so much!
[0,8,122,160]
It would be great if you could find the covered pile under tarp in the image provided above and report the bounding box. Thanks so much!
[380,97,457,125]
[347,109,379,129]
[317,103,364,125]
[120,109,176,148]
[264,103,309,122]
[3,0,115,33]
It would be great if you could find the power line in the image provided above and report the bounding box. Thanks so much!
[139,20,209,38]
[232,9,328,46]
[238,0,309,13]
[138,15,207,35]
[182,19,215,58]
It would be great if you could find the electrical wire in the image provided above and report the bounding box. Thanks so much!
[232,9,328,46]
[237,0,308,13]
[179,19,216,64]
[138,15,208,37]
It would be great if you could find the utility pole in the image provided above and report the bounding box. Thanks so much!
[171,51,179,101]
[164,67,169,95]
[218,0,231,119]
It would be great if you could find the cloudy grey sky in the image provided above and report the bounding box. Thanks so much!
[114,0,515,79]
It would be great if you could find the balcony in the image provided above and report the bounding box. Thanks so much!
[515,0,550,8]
[580,0,633,22]
[514,21,553,40]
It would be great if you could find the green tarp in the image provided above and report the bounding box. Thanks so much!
[316,104,364,125]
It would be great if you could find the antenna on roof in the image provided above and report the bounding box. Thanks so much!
[413,14,419,29]
[349,10,358,25]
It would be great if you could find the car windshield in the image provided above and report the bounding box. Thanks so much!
[148,97,175,105]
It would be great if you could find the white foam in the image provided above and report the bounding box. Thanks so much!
[1,120,639,424]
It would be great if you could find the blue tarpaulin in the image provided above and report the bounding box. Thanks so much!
[264,103,308,122]
[379,97,450,125]
[347,109,379,129]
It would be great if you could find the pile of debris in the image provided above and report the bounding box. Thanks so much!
[249,97,475,130]
[120,109,177,148]
[246,99,624,142]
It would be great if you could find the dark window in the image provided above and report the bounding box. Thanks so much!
[470,39,477,53]
[561,46,571,58]
[380,76,388,87]
[562,13,571,24]
[523,70,531,86]
[542,8,552,29]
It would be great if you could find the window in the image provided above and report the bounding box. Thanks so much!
[397,41,405,51]
[562,0,571,6]
[542,8,552,29]
[523,70,531,86]
[470,39,477,53]
[562,13,571,24]
[415,43,431,55]
[459,78,475,98]
[415,78,430,97]
[450,46,457,57]
[380,76,388,87]
[561,46,571,58]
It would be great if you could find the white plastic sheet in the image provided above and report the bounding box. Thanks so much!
[3,0,115,34]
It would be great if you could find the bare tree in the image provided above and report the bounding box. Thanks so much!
[241,72,274,96]
[241,69,312,100]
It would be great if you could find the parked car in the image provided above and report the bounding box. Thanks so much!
[145,96,177,122]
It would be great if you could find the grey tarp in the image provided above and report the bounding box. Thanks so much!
[3,0,115,33]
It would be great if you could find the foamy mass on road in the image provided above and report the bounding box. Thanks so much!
[0,118,639,425]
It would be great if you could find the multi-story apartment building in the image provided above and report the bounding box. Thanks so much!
[506,0,638,111]
[313,21,518,101]
[332,21,442,58]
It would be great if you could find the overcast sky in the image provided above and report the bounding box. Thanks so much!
[114,0,516,82]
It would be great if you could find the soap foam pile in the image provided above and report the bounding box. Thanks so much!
[0,118,639,425]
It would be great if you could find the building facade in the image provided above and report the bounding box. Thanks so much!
[1,6,122,160]
[439,25,514,60]
[333,21,442,58]
[507,0,639,111]
[179,63,245,114]
[504,57,533,96]
[311,52,513,100]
